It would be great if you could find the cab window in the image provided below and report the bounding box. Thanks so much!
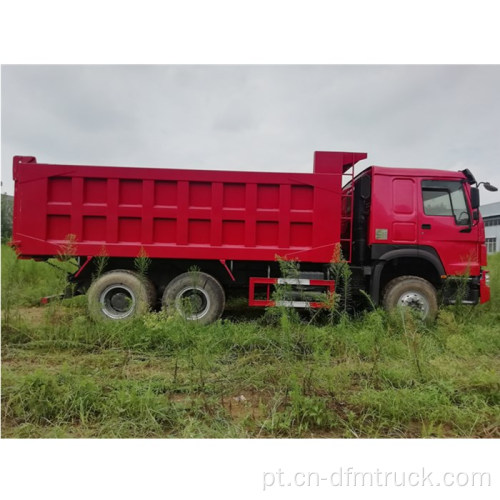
[422,180,470,225]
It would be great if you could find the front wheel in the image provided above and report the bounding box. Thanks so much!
[382,276,438,321]
[162,272,225,324]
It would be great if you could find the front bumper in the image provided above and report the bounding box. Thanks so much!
[441,271,490,306]
[479,270,491,304]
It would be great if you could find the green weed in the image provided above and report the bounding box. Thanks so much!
[2,246,500,438]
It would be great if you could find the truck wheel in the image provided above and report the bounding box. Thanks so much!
[382,276,438,321]
[162,272,225,324]
[87,270,156,321]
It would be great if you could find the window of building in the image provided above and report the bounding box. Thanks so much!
[485,237,497,254]
[484,216,500,227]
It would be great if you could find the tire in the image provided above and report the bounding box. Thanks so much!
[162,272,225,324]
[382,275,438,321]
[110,269,157,307]
[87,270,156,321]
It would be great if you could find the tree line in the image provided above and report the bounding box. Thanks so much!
[1,194,13,242]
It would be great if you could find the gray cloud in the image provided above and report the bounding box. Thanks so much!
[2,65,499,204]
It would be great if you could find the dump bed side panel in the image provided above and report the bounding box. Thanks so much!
[13,158,343,263]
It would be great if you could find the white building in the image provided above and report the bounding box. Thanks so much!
[481,201,500,253]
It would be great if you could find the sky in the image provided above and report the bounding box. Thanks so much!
[2,65,500,206]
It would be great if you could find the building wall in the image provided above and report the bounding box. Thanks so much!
[485,225,500,253]
[481,201,500,253]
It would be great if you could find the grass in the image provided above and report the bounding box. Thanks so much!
[1,245,500,438]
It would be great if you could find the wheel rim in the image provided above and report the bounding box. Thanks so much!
[99,284,136,319]
[175,286,210,320]
[397,291,430,318]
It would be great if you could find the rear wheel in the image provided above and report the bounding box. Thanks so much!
[382,275,438,321]
[162,272,225,324]
[87,270,156,321]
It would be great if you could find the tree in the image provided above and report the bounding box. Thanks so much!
[1,193,14,242]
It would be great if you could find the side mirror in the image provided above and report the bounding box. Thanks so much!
[470,187,480,210]
[473,210,479,222]
[477,181,498,192]
[483,182,498,192]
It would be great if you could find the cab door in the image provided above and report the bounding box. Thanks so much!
[418,179,480,276]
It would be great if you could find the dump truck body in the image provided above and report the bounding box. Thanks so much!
[12,152,364,263]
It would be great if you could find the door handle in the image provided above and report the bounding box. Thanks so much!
[421,224,431,230]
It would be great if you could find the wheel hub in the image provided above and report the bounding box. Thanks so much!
[110,292,130,312]
[176,287,210,320]
[100,285,135,319]
[397,291,429,317]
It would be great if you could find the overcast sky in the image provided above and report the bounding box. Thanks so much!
[2,65,500,204]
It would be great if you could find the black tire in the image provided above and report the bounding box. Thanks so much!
[87,269,156,321]
[382,275,438,321]
[162,272,225,324]
[109,269,157,307]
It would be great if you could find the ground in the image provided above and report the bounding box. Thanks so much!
[2,248,500,438]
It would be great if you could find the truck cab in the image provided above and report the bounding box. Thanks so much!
[349,165,491,317]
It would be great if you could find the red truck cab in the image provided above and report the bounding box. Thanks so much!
[347,163,490,315]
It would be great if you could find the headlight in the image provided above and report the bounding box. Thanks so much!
[484,271,490,287]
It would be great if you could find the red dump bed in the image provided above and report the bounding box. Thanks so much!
[12,152,366,263]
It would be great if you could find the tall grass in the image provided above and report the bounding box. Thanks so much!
[1,247,72,309]
[2,246,499,438]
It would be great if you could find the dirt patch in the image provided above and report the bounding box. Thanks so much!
[13,307,46,325]
[221,391,268,422]
[165,390,268,423]
[3,305,73,327]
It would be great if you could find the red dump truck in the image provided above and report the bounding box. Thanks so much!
[11,151,494,323]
